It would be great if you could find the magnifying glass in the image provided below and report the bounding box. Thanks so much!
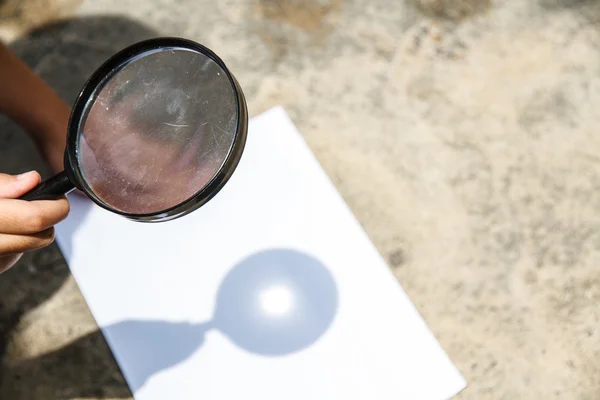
[19,37,247,222]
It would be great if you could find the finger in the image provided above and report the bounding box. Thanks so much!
[0,171,42,199]
[0,227,55,254]
[0,197,70,234]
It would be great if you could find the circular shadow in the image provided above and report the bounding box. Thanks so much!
[213,248,339,356]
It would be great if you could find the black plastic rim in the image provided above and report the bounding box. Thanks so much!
[64,37,248,222]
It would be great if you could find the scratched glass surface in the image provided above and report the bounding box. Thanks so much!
[77,48,238,214]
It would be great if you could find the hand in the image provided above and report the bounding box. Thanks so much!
[0,171,70,273]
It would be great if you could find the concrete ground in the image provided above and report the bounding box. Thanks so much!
[2,0,600,398]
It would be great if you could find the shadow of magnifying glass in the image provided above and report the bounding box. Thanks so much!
[102,248,339,393]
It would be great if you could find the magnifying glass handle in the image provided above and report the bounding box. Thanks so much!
[19,171,75,201]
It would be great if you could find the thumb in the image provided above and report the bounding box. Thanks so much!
[0,171,42,199]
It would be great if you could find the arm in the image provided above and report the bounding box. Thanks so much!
[0,41,70,172]
[0,43,71,273]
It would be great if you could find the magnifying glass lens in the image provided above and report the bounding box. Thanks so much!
[78,48,238,215]
[18,37,247,222]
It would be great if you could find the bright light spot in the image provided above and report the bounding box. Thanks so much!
[259,284,294,317]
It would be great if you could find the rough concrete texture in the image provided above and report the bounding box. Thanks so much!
[2,0,600,399]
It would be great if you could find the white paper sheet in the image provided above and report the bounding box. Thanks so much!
[56,106,466,400]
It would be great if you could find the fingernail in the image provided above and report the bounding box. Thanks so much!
[16,171,34,180]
